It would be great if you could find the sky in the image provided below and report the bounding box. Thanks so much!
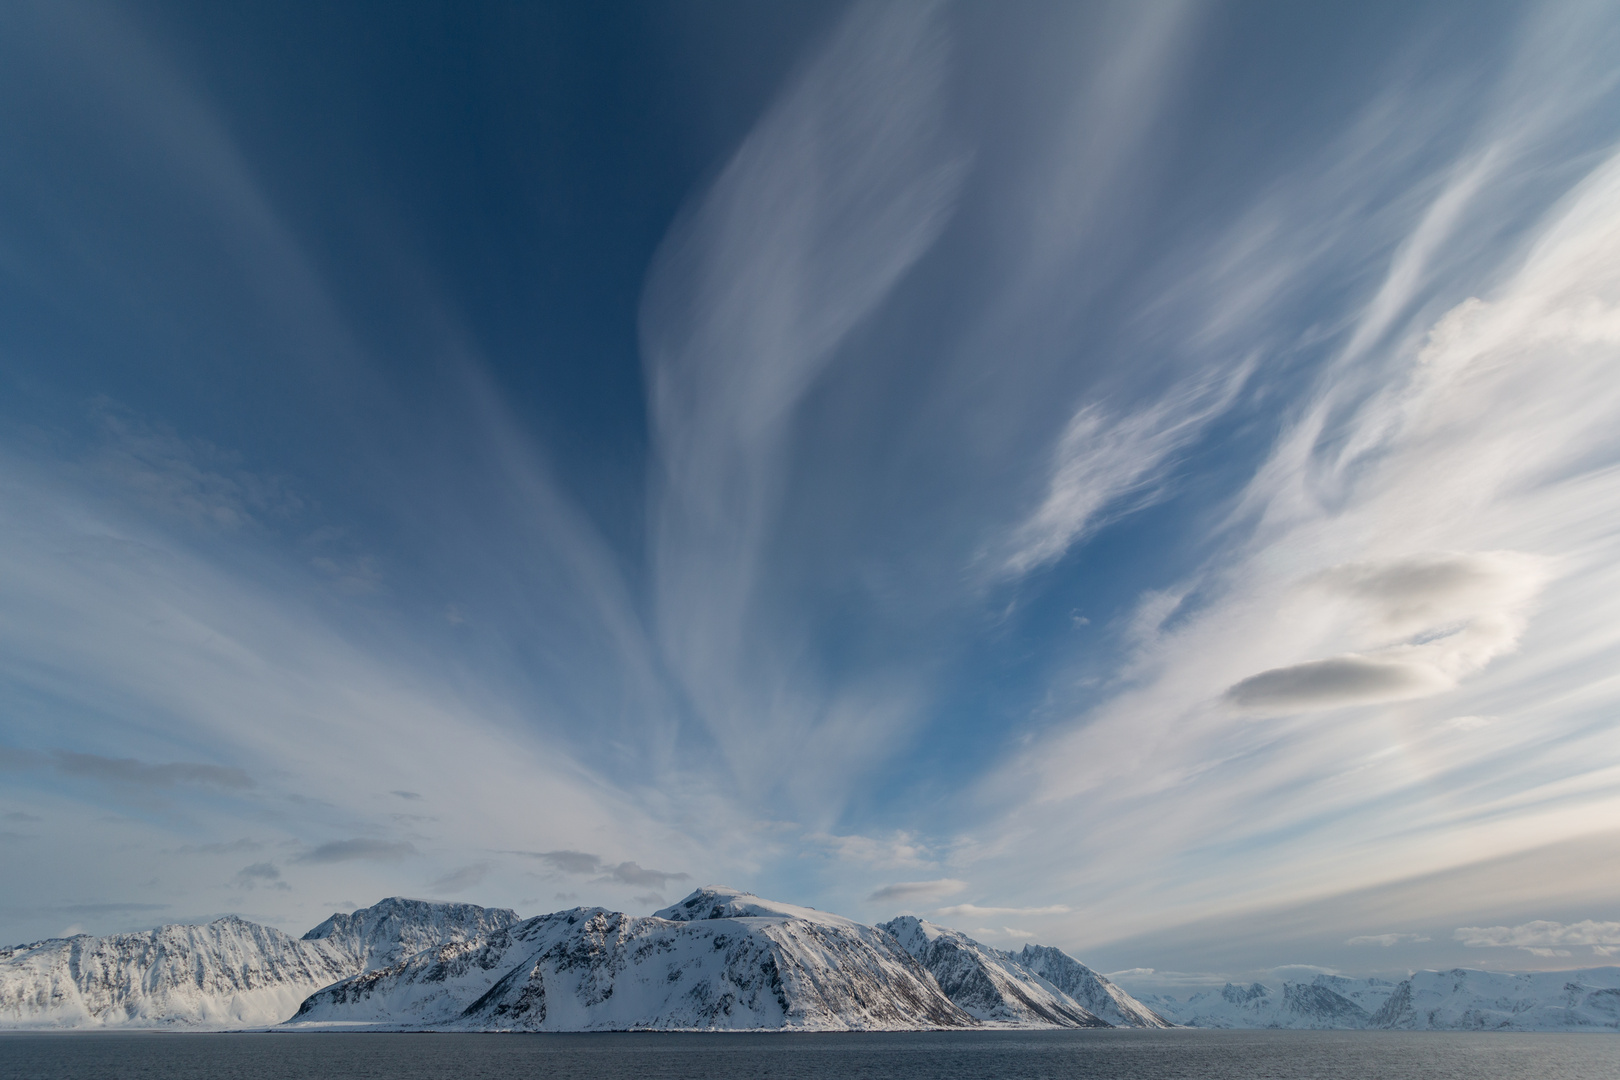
[3,0,1620,994]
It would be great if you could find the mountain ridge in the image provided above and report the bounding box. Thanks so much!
[5,886,1617,1031]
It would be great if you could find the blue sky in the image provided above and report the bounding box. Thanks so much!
[4,0,1620,990]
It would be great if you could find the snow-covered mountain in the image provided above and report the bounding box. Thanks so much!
[302,896,518,971]
[879,916,1106,1027]
[293,888,971,1031]
[0,898,512,1029]
[11,885,1614,1033]
[1143,968,1620,1031]
[1010,944,1170,1028]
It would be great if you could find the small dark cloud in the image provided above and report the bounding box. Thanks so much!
[512,850,689,889]
[0,831,30,842]
[390,790,423,801]
[429,863,491,893]
[633,893,665,907]
[234,862,290,891]
[53,902,170,915]
[296,839,418,864]
[53,751,254,790]
[1224,656,1443,712]
[554,892,579,903]
[0,748,253,791]
[520,849,603,875]
[599,861,691,889]
[867,879,967,903]
[4,811,42,823]
[1312,552,1515,625]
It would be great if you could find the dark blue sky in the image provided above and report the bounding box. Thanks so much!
[4,0,1620,987]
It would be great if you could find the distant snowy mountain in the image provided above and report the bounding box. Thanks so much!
[1143,968,1620,1031]
[294,888,971,1031]
[0,898,512,1030]
[879,916,1106,1027]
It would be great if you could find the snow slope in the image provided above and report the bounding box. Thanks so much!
[880,916,1106,1027]
[1010,945,1169,1028]
[292,889,972,1031]
[1145,968,1620,1030]
[0,898,515,1029]
[0,916,350,1029]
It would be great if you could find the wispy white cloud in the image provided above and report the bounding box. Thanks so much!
[999,363,1251,578]
[1346,932,1430,947]
[934,903,1070,919]
[1455,920,1620,954]
[808,831,935,869]
[641,0,964,811]
[965,4,1620,956]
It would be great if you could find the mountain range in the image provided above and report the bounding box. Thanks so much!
[3,886,1616,1031]
[1141,969,1620,1030]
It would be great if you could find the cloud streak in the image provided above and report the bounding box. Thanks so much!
[641,0,964,812]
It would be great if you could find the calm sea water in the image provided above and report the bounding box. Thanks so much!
[3,1029,1618,1080]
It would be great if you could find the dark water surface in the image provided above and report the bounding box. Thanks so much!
[3,1029,1619,1080]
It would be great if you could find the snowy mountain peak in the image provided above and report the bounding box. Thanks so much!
[653,886,856,928]
[301,896,519,972]
[295,896,970,1031]
[878,915,947,952]
[1222,981,1271,1005]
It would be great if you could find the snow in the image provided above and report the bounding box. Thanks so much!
[292,895,970,1031]
[0,898,513,1030]
[1144,968,1620,1030]
[6,885,1617,1033]
[879,916,1107,1027]
[0,916,351,1029]
[1011,945,1170,1028]
[653,885,860,928]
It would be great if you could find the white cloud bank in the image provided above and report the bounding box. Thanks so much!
[1456,920,1620,957]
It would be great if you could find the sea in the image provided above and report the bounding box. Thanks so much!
[2,1029,1618,1080]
